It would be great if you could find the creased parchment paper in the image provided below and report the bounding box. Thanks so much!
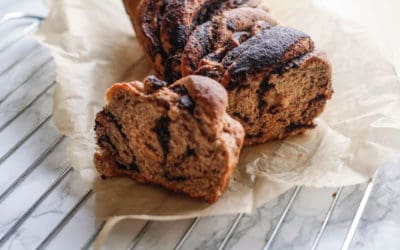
[35,0,400,246]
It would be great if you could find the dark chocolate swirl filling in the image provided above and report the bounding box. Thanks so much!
[95,111,139,171]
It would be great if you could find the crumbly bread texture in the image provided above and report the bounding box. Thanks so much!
[94,75,245,203]
[124,1,333,146]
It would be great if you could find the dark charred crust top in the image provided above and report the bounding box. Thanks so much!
[181,21,214,76]
[129,0,167,77]
[161,0,216,53]
[222,26,314,88]
[160,0,228,82]
[138,0,165,49]
[160,0,262,53]
[222,27,312,69]
[130,0,319,89]
[129,0,267,83]
[181,8,277,77]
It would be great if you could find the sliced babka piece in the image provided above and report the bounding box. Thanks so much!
[94,75,245,203]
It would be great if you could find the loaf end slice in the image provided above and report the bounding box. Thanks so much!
[94,75,245,203]
[230,50,333,145]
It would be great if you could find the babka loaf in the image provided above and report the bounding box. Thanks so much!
[94,75,245,203]
[124,0,333,146]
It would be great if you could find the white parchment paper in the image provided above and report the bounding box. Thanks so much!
[35,0,400,245]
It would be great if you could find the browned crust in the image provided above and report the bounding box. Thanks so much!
[181,7,277,77]
[125,0,167,78]
[212,7,277,49]
[105,81,142,102]
[172,75,228,122]
[122,0,142,15]
[106,76,228,120]
[125,0,265,83]
[221,26,314,88]
[180,21,214,77]
[160,0,215,53]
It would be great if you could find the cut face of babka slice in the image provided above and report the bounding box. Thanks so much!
[94,75,245,203]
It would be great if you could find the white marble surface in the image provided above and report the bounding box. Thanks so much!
[0,1,400,250]
[351,163,400,250]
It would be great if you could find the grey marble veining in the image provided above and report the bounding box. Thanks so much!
[44,195,100,250]
[2,171,92,250]
[179,214,238,250]
[102,219,149,250]
[0,42,52,101]
[0,36,40,75]
[0,0,46,18]
[0,14,101,249]
[0,62,55,128]
[0,119,60,194]
[225,187,298,250]
[0,86,53,157]
[316,184,368,250]
[134,219,195,250]
[350,162,400,250]
[265,187,337,250]
[0,138,70,238]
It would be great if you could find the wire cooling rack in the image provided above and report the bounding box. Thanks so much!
[1,4,397,250]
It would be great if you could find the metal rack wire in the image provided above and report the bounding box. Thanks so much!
[0,12,377,250]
